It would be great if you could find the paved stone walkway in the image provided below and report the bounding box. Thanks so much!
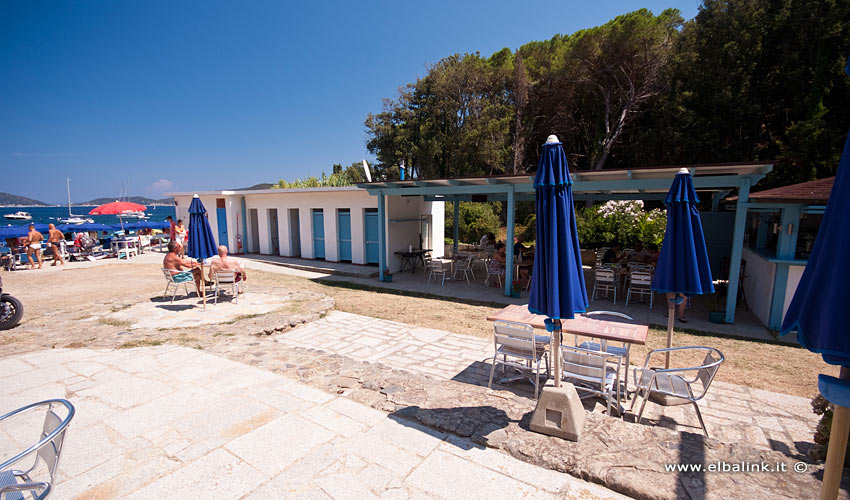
[0,346,625,500]
[279,311,818,460]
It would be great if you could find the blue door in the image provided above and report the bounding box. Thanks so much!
[215,199,228,249]
[337,210,352,261]
[312,209,325,259]
[364,209,379,264]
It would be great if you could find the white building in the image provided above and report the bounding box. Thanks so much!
[168,187,444,272]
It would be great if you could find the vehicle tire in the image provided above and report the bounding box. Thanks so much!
[0,294,23,330]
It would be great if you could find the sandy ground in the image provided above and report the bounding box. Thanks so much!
[1,260,835,399]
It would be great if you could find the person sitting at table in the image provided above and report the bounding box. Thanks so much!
[631,241,651,264]
[479,233,490,248]
[209,245,247,289]
[488,242,507,286]
[602,244,622,264]
[163,240,207,296]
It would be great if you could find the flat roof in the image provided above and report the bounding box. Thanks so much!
[357,163,773,197]
[166,186,363,197]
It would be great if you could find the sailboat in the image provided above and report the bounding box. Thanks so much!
[58,177,94,224]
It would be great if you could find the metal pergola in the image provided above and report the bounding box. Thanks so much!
[358,162,773,324]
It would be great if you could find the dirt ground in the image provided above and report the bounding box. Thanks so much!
[1,262,834,399]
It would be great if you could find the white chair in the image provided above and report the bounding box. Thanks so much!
[487,321,550,399]
[427,260,448,286]
[162,268,192,303]
[485,261,504,288]
[591,267,617,304]
[452,256,475,284]
[213,271,240,305]
[0,399,75,500]
[626,271,654,308]
[631,346,725,436]
[576,311,635,394]
[561,344,622,416]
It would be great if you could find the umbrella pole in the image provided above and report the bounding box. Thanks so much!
[200,261,206,309]
[665,298,675,369]
[553,319,561,388]
[821,367,850,500]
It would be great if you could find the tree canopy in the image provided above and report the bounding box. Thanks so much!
[365,0,850,189]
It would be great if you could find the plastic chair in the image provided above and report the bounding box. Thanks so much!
[213,271,240,305]
[0,399,75,500]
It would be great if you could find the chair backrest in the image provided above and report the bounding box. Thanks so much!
[432,260,445,272]
[0,400,74,484]
[695,349,724,397]
[561,345,609,381]
[630,271,652,287]
[595,267,615,284]
[493,320,538,354]
[215,271,236,284]
[162,268,176,283]
[38,406,69,481]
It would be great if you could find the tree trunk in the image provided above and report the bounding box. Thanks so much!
[512,52,529,174]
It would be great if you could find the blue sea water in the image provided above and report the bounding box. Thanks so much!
[0,205,176,228]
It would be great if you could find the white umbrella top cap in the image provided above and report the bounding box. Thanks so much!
[545,134,559,144]
[193,194,200,198]
[677,168,690,175]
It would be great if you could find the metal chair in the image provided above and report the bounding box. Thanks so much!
[630,346,725,436]
[0,399,75,500]
[452,256,475,284]
[626,271,654,308]
[576,311,635,394]
[485,261,504,288]
[591,267,617,304]
[488,321,550,399]
[427,259,448,286]
[162,268,192,303]
[561,344,622,416]
[213,271,241,305]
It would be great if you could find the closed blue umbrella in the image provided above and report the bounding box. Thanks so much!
[528,135,588,387]
[187,195,217,308]
[781,56,850,498]
[652,168,714,367]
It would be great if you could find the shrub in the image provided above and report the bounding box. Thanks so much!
[576,200,666,248]
[445,202,501,244]
[810,394,850,465]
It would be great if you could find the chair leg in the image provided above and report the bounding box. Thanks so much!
[234,283,239,304]
[534,360,540,400]
[163,282,171,299]
[626,288,631,306]
[214,284,219,305]
[488,355,497,390]
[171,284,179,304]
[636,392,650,424]
[692,401,709,437]
[591,284,597,302]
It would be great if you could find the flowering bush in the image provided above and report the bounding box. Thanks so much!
[576,201,667,248]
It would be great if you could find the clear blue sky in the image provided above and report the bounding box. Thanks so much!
[0,0,699,204]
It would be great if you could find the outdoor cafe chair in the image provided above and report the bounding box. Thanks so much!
[626,271,654,309]
[452,255,475,284]
[427,259,448,286]
[162,268,192,303]
[575,310,635,394]
[0,399,75,500]
[561,344,622,416]
[630,346,725,437]
[488,320,550,399]
[213,271,240,305]
[591,267,617,304]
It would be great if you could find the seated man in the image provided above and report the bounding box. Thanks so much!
[209,245,246,290]
[163,241,206,296]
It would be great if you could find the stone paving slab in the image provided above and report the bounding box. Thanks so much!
[0,346,625,500]
[278,311,818,461]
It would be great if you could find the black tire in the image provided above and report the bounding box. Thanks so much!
[0,294,23,330]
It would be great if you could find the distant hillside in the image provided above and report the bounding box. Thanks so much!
[0,192,50,206]
[233,183,274,190]
[77,196,174,206]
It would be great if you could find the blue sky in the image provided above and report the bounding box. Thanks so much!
[0,1,699,204]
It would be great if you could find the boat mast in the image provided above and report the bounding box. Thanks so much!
[67,177,72,217]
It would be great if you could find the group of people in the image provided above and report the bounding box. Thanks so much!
[165,216,188,257]
[478,232,536,287]
[4,223,69,270]
[162,242,247,298]
[601,241,659,266]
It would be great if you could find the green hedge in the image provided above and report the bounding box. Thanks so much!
[445,201,501,244]
[576,201,666,248]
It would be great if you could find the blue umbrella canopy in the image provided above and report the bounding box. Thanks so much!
[781,131,850,366]
[0,224,50,239]
[123,220,171,231]
[56,223,115,233]
[187,195,217,262]
[528,137,588,320]
[652,169,714,296]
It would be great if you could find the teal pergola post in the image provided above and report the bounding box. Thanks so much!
[724,178,751,323]
[505,185,515,297]
[768,206,801,329]
[453,200,459,257]
[378,192,386,282]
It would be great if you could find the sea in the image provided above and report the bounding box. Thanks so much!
[0,205,176,228]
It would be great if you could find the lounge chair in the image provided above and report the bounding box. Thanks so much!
[0,399,75,500]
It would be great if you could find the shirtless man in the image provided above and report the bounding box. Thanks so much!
[209,245,246,289]
[47,224,65,266]
[162,240,205,296]
[24,224,44,269]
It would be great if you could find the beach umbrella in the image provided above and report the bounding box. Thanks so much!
[781,56,850,500]
[0,224,49,239]
[651,168,714,368]
[187,195,217,308]
[528,135,588,388]
[88,201,147,231]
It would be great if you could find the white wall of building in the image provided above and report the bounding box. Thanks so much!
[742,247,775,327]
[783,265,805,318]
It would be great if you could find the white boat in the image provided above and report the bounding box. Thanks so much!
[59,177,94,224]
[123,211,148,219]
[3,211,31,220]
